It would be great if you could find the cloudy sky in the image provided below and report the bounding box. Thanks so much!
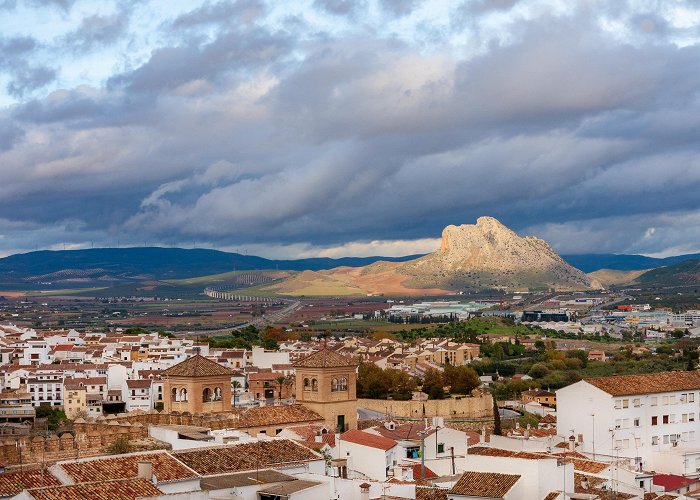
[1,0,700,259]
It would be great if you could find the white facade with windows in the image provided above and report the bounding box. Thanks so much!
[557,375,700,475]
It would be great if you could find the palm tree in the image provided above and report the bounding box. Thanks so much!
[231,380,241,407]
[275,376,287,401]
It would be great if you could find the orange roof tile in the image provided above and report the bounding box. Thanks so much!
[340,430,396,451]
[27,478,162,500]
[292,348,358,368]
[449,471,521,498]
[584,370,700,396]
[162,354,232,378]
[0,470,62,497]
[59,452,198,483]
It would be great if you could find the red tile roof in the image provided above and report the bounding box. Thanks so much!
[292,348,358,368]
[26,478,162,500]
[340,430,396,451]
[59,452,198,483]
[0,470,62,497]
[449,471,521,498]
[585,371,700,397]
[162,354,232,378]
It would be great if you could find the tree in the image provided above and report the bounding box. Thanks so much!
[421,368,444,397]
[232,380,242,407]
[443,365,480,395]
[108,436,131,455]
[275,376,287,400]
[492,394,502,436]
[35,406,67,431]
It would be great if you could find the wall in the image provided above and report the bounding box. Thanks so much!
[357,393,492,419]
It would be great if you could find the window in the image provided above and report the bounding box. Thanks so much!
[623,419,630,429]
[634,418,640,427]
[683,432,689,442]
[652,416,658,426]
[340,377,348,391]
[670,396,677,405]
[303,378,310,391]
[691,413,695,422]
[663,396,669,405]
[622,399,629,408]
[663,435,669,444]
[690,393,695,403]
[663,415,669,424]
[651,397,658,406]
[670,414,675,424]
[633,398,641,407]
[681,394,687,403]
[331,378,339,392]
[437,443,445,454]
[635,437,641,448]
[691,431,696,441]
[615,400,621,409]
[615,419,621,430]
[312,379,318,392]
[683,414,689,423]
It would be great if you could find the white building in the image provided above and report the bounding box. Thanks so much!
[557,371,700,475]
[333,429,397,481]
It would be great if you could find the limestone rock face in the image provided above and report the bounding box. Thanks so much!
[399,217,599,291]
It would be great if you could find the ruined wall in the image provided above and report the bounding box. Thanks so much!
[357,392,493,419]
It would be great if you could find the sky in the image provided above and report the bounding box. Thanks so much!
[1,0,700,259]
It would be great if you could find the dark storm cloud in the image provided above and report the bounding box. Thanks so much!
[2,1,700,256]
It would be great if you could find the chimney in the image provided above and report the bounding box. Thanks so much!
[137,461,153,483]
[359,482,371,500]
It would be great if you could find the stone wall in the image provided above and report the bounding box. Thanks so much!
[357,392,493,419]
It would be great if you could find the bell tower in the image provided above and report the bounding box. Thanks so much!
[293,348,358,431]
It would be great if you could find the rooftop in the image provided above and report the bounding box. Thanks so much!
[448,471,521,498]
[162,354,232,378]
[584,370,700,397]
[340,429,397,451]
[174,440,321,476]
[292,348,358,369]
[58,451,199,483]
[25,478,162,500]
[0,470,62,497]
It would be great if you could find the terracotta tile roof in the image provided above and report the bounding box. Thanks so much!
[540,414,557,424]
[416,486,448,500]
[340,429,396,451]
[448,471,521,498]
[584,370,700,396]
[410,463,438,479]
[542,492,561,500]
[162,354,232,378]
[174,440,321,475]
[59,451,198,483]
[370,422,436,441]
[468,446,550,460]
[26,478,162,500]
[125,379,151,389]
[0,470,62,497]
[292,348,358,368]
[237,404,324,428]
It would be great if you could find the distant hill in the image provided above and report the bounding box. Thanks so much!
[635,259,700,286]
[0,247,421,285]
[264,217,600,296]
[562,253,700,273]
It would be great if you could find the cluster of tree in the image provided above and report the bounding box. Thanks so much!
[387,314,460,324]
[207,325,280,350]
[36,405,68,431]
[357,363,417,400]
[420,365,480,400]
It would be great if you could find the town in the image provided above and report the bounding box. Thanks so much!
[0,290,699,499]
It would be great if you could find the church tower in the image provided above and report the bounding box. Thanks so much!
[293,348,359,431]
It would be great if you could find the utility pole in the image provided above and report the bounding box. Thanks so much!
[450,446,456,475]
[419,430,425,480]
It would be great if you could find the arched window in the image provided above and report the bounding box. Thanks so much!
[214,387,222,401]
[171,388,178,401]
[303,378,310,391]
[203,387,212,402]
[180,388,188,401]
[339,377,348,391]
[331,378,339,392]
[312,379,318,392]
